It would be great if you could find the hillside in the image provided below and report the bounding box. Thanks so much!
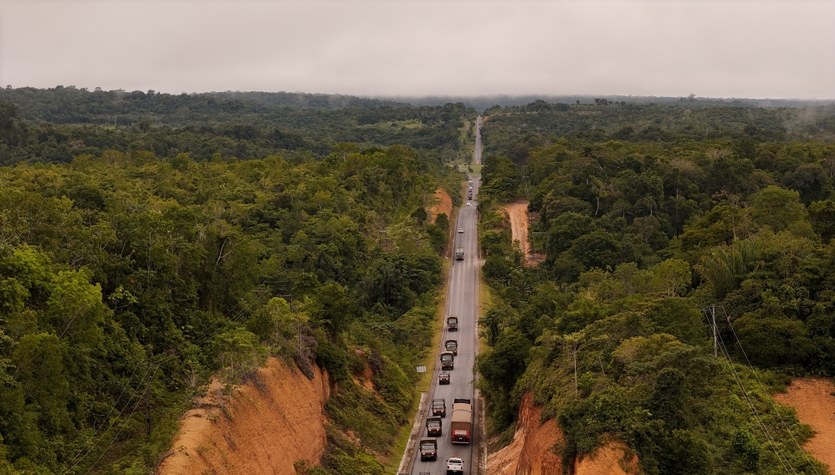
[0,89,471,473]
[476,101,835,473]
[157,358,329,474]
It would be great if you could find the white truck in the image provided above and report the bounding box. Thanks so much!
[446,457,464,474]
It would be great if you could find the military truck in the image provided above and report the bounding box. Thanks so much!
[426,416,442,436]
[432,398,446,417]
[419,439,437,461]
[455,248,464,260]
[447,315,458,331]
[450,398,472,445]
[445,339,458,356]
[440,351,454,370]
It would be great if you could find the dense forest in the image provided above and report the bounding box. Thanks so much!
[476,101,835,473]
[0,89,474,473]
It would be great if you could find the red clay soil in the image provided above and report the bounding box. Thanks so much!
[156,358,329,475]
[504,200,544,267]
[487,393,637,475]
[774,378,835,474]
[427,188,453,224]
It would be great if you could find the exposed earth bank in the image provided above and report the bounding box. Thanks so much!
[157,358,329,475]
[774,378,835,474]
[427,187,453,224]
[487,393,638,475]
[504,200,544,267]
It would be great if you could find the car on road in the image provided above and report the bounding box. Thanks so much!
[446,457,464,475]
[457,226,464,233]
[439,371,450,384]
[466,201,471,206]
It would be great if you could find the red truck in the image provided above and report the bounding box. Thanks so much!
[450,398,472,444]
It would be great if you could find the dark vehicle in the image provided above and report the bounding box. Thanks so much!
[432,398,446,417]
[445,339,458,356]
[455,248,464,260]
[426,416,442,436]
[439,371,450,385]
[440,351,454,370]
[419,439,438,461]
[447,316,458,331]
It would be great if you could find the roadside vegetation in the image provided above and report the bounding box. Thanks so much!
[477,100,835,474]
[0,89,473,473]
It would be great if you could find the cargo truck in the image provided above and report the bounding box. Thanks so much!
[450,398,472,444]
[440,351,454,370]
[455,248,464,260]
[419,439,437,461]
[445,339,458,356]
[447,316,458,331]
[426,416,442,436]
[432,398,446,417]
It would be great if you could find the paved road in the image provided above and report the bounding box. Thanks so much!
[411,118,483,475]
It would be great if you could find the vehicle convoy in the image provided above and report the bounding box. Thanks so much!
[455,248,464,260]
[432,398,446,417]
[445,339,458,356]
[447,316,458,331]
[450,398,472,444]
[426,416,442,436]
[446,457,464,475]
[440,351,454,370]
[419,439,438,461]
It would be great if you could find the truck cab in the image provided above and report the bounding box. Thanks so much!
[445,339,458,356]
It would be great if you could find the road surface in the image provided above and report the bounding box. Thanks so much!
[410,117,483,475]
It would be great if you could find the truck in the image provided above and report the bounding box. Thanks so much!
[426,416,442,436]
[440,351,454,370]
[455,248,464,260]
[419,439,438,461]
[467,188,473,200]
[450,398,472,444]
[446,457,464,474]
[447,316,458,331]
[445,339,458,356]
[432,398,446,417]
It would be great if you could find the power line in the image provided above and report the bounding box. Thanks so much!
[714,325,798,474]
[721,306,822,475]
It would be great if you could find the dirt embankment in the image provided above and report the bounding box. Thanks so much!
[774,378,835,474]
[157,358,329,475]
[427,188,453,224]
[504,200,544,267]
[487,392,638,475]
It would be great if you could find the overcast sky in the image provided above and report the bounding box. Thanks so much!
[1,0,834,99]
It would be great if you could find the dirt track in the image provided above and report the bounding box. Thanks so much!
[504,200,544,267]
